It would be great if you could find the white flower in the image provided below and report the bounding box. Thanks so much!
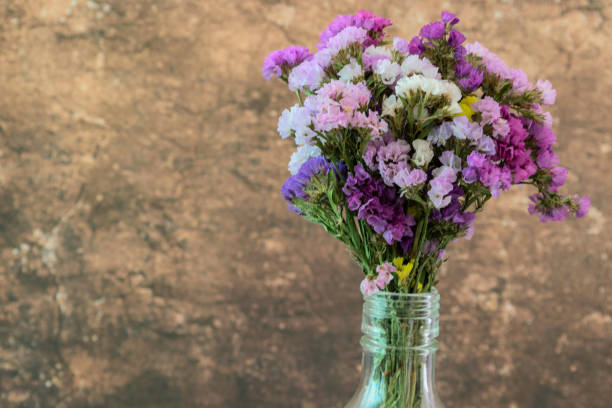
[277,107,294,139]
[338,58,363,83]
[288,145,322,175]
[374,59,401,85]
[277,105,316,145]
[395,75,426,98]
[382,95,403,117]
[363,45,392,59]
[396,75,463,114]
[427,122,453,146]
[401,55,440,79]
[412,139,434,167]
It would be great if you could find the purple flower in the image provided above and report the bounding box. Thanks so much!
[576,195,590,218]
[419,21,445,40]
[458,68,483,92]
[262,46,312,80]
[441,11,460,25]
[549,167,568,190]
[432,186,476,239]
[408,36,425,55]
[281,156,344,214]
[448,29,466,47]
[343,164,415,248]
[536,149,559,169]
[318,10,392,50]
[528,194,570,222]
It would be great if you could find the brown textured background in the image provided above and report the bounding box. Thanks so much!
[0,0,610,407]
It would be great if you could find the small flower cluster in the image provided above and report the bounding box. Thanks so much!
[263,10,589,294]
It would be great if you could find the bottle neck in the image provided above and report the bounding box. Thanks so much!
[345,290,443,407]
[361,289,440,352]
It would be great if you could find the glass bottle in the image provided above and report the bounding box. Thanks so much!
[344,290,444,408]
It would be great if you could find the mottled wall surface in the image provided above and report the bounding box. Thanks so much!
[0,0,610,407]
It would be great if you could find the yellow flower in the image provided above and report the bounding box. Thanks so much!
[395,258,415,282]
[392,257,404,270]
[416,282,423,292]
[455,95,479,121]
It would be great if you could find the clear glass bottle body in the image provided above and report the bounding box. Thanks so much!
[344,290,444,408]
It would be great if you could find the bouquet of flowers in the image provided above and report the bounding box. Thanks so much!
[263,10,589,407]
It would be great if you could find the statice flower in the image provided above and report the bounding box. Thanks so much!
[343,164,415,248]
[377,139,411,186]
[432,186,477,239]
[338,58,364,83]
[462,151,511,197]
[375,262,395,289]
[527,194,570,222]
[494,114,537,183]
[360,277,379,296]
[393,37,411,54]
[412,139,434,167]
[400,55,441,79]
[374,59,402,85]
[465,42,533,91]
[472,96,501,124]
[549,166,568,191]
[394,168,427,189]
[306,80,387,137]
[405,37,423,56]
[419,21,445,40]
[326,26,369,54]
[428,166,457,209]
[277,104,316,145]
[395,75,462,114]
[536,79,556,105]
[288,59,326,92]
[262,45,312,80]
[441,11,460,25]
[576,195,590,218]
[362,45,392,70]
[318,10,392,50]
[382,95,403,118]
[427,121,453,146]
[448,29,466,47]
[282,156,339,213]
[288,145,322,175]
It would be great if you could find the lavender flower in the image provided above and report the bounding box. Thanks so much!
[318,10,392,50]
[262,46,312,80]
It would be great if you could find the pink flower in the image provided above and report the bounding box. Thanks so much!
[536,79,556,105]
[375,262,396,289]
[360,278,380,296]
